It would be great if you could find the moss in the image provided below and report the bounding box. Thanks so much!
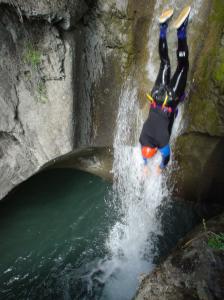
[36,81,48,103]
[24,42,41,69]
[173,134,220,202]
[100,11,134,75]
[213,48,224,92]
[100,0,154,81]
[214,62,224,82]
[194,0,224,87]
[127,0,155,107]
[187,0,224,135]
[207,232,224,250]
[189,94,220,135]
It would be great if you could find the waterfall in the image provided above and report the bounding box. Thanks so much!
[97,77,170,300]
[85,1,205,299]
[99,1,205,296]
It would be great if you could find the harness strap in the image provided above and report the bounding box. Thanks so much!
[162,94,168,109]
[146,93,172,113]
[146,93,155,104]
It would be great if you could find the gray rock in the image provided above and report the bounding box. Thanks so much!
[172,0,224,209]
[44,146,114,181]
[221,31,224,47]
[0,0,89,29]
[0,6,74,199]
[135,213,224,300]
[0,0,150,199]
[0,132,37,199]
[0,0,222,205]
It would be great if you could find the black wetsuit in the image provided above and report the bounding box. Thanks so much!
[139,31,189,168]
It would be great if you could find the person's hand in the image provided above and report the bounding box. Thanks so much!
[143,165,149,177]
[156,165,163,175]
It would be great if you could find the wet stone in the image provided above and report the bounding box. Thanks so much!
[221,34,224,47]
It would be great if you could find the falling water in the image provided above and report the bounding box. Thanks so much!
[0,1,207,299]
[97,78,169,300]
[98,2,206,298]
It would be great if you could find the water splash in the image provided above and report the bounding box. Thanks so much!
[96,79,169,299]
[87,2,206,298]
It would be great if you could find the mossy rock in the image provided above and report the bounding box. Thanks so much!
[127,0,154,108]
[135,213,224,300]
[173,134,220,202]
[186,0,224,136]
[213,47,224,93]
[173,1,224,208]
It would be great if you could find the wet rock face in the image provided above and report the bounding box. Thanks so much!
[44,147,114,181]
[0,0,89,29]
[173,0,224,211]
[0,0,153,199]
[1,0,222,207]
[0,6,74,199]
[187,3,224,137]
[135,213,224,300]
[73,0,153,147]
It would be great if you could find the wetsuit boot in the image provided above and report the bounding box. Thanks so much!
[173,6,191,31]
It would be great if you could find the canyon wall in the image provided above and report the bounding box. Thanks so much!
[135,212,224,300]
[0,0,152,199]
[1,0,224,215]
[173,0,224,213]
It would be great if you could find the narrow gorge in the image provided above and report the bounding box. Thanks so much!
[0,0,224,299]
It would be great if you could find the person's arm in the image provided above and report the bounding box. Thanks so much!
[143,157,148,165]
[158,144,170,169]
[142,157,149,176]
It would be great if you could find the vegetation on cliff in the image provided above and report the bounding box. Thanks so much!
[174,0,224,209]
[188,0,224,135]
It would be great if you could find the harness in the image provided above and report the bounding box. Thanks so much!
[146,93,173,113]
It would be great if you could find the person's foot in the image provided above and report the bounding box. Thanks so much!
[158,8,174,24]
[173,6,191,29]
[158,8,174,38]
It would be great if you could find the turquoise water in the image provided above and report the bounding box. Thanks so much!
[0,169,113,300]
[0,169,199,300]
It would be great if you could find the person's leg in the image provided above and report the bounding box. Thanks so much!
[151,9,173,97]
[169,34,189,101]
[151,23,171,96]
[169,7,190,105]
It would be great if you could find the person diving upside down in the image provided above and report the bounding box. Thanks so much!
[139,6,191,173]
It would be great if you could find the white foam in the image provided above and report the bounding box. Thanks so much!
[86,1,206,298]
[95,79,169,299]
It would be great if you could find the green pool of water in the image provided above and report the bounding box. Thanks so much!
[0,169,200,300]
[0,169,112,300]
